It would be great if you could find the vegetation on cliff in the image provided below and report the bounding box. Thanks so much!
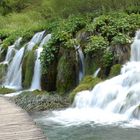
[0,0,140,110]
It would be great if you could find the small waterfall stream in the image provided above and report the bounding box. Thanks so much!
[4,37,22,63]
[4,47,25,89]
[93,68,101,78]
[46,30,140,127]
[75,45,85,82]
[30,34,51,90]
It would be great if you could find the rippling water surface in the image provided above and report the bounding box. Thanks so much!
[31,111,140,140]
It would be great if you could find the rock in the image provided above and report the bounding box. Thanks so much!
[22,50,36,88]
[109,64,122,77]
[111,44,130,64]
[41,60,58,91]
[0,63,8,84]
[56,49,78,94]
[12,91,71,112]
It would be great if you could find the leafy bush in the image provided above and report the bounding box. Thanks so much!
[111,33,131,45]
[85,35,109,53]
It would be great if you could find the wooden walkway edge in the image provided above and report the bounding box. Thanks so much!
[0,97,46,140]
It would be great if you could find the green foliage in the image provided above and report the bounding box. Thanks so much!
[0,0,29,15]
[69,76,102,102]
[22,50,36,88]
[40,42,59,74]
[103,50,113,67]
[0,87,16,94]
[125,6,140,14]
[111,33,131,45]
[109,64,122,77]
[56,51,76,94]
[85,35,109,53]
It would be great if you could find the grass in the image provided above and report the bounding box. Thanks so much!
[0,87,16,94]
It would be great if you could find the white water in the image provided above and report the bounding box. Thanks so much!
[27,31,45,51]
[4,47,25,89]
[75,45,85,82]
[4,37,22,63]
[47,30,140,128]
[30,34,51,90]
[93,68,101,78]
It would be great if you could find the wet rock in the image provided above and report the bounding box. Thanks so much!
[111,44,130,64]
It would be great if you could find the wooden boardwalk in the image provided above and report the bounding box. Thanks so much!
[0,97,46,140]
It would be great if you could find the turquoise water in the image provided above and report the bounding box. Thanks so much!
[31,111,140,140]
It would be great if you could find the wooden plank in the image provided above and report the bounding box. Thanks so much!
[0,97,46,140]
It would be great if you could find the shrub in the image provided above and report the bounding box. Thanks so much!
[84,35,109,53]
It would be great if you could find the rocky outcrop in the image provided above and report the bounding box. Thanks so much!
[56,49,78,94]
[12,91,70,112]
[22,50,36,89]
[111,44,131,64]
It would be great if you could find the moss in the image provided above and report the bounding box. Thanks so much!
[22,50,36,88]
[0,63,7,84]
[0,87,16,94]
[85,54,99,75]
[0,46,7,62]
[109,64,122,77]
[69,76,102,102]
[56,49,77,94]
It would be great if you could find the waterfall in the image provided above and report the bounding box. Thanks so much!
[93,68,101,78]
[47,30,140,127]
[4,37,22,63]
[4,47,25,89]
[75,45,85,82]
[27,31,45,51]
[30,34,51,90]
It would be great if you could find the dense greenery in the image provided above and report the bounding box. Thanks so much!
[0,0,140,105]
[40,12,140,74]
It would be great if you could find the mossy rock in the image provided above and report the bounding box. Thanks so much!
[85,55,99,75]
[41,56,58,91]
[69,75,102,102]
[0,63,8,84]
[85,53,101,76]
[22,50,36,88]
[56,49,77,94]
[12,91,70,112]
[109,64,122,77]
[0,87,16,94]
[0,47,7,62]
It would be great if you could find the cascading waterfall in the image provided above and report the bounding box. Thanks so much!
[27,31,45,51]
[4,47,25,89]
[4,37,22,63]
[30,34,51,90]
[75,45,85,82]
[47,30,140,127]
[0,31,49,91]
